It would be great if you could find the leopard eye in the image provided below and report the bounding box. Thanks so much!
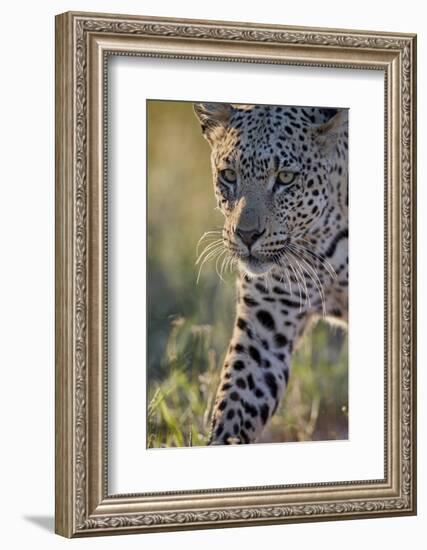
[220,168,237,184]
[276,171,298,187]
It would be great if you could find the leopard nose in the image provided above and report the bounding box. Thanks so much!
[236,228,265,249]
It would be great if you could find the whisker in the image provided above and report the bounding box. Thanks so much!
[280,252,303,310]
[195,240,223,265]
[215,249,228,282]
[219,255,228,280]
[194,227,241,284]
[289,242,337,280]
[283,264,293,297]
[225,255,236,277]
[265,270,273,292]
[292,235,337,274]
[286,248,326,316]
[267,271,273,292]
[196,230,223,256]
[196,237,223,258]
[196,230,222,245]
[196,247,224,283]
[196,235,222,250]
[288,246,326,292]
[287,253,309,307]
[220,252,234,281]
[274,253,293,296]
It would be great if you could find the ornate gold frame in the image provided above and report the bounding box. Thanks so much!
[55,11,417,537]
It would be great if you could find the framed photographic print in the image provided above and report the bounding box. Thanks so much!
[55,11,417,537]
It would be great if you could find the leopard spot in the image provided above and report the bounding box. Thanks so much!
[218,400,227,411]
[249,346,261,365]
[243,296,259,307]
[256,310,276,331]
[236,378,247,389]
[260,404,269,424]
[227,409,235,420]
[237,317,247,330]
[274,333,288,348]
[234,360,245,371]
[264,372,278,399]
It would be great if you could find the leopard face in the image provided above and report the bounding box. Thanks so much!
[194,103,347,277]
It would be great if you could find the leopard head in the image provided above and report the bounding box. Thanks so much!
[194,102,347,276]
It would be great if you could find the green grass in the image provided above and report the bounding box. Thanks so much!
[147,315,348,448]
[147,319,219,448]
[146,100,348,448]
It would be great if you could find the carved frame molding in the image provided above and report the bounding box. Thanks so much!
[55,11,416,537]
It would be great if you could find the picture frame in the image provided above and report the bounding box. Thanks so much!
[55,11,417,537]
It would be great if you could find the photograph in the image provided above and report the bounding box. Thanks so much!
[147,100,349,448]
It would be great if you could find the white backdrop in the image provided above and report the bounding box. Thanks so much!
[0,1,424,549]
[109,59,384,494]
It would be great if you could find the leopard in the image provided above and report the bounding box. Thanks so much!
[194,102,348,445]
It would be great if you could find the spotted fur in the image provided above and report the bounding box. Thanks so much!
[194,103,348,445]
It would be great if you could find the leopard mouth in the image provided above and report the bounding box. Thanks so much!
[236,240,290,274]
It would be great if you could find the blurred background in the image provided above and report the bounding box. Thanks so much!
[147,100,348,448]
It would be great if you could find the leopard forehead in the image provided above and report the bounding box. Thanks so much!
[210,105,336,178]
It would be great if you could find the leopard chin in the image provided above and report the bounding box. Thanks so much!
[238,255,274,276]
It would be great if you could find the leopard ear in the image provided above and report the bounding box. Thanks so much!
[194,102,233,145]
[313,110,348,153]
